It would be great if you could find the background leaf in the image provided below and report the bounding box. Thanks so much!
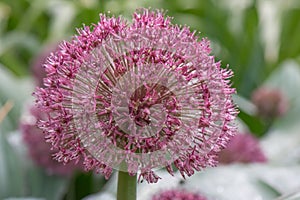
[0,131,25,199]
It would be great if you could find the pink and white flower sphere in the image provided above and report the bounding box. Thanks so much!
[34,9,238,183]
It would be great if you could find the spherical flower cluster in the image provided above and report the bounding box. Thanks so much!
[251,87,288,120]
[152,189,207,200]
[218,133,267,164]
[21,107,82,176]
[34,9,238,183]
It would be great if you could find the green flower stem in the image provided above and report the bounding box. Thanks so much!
[117,171,137,200]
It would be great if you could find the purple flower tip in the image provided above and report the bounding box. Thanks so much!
[21,107,83,176]
[152,189,207,200]
[33,8,238,183]
[251,87,288,120]
[218,133,267,164]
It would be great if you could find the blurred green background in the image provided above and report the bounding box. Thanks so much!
[1,0,300,199]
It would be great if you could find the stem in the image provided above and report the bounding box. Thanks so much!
[117,171,137,200]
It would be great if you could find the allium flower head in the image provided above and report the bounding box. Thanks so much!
[152,189,207,200]
[21,107,82,176]
[251,87,288,120]
[34,9,238,183]
[218,133,267,164]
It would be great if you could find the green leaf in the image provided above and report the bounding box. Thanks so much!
[0,65,34,131]
[4,198,45,200]
[65,172,106,200]
[237,4,266,97]
[0,32,40,76]
[5,131,69,200]
[25,167,68,200]
[279,8,300,61]
[233,94,256,116]
[233,95,267,137]
[276,191,300,200]
[257,180,281,197]
[238,109,265,137]
[0,131,26,199]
